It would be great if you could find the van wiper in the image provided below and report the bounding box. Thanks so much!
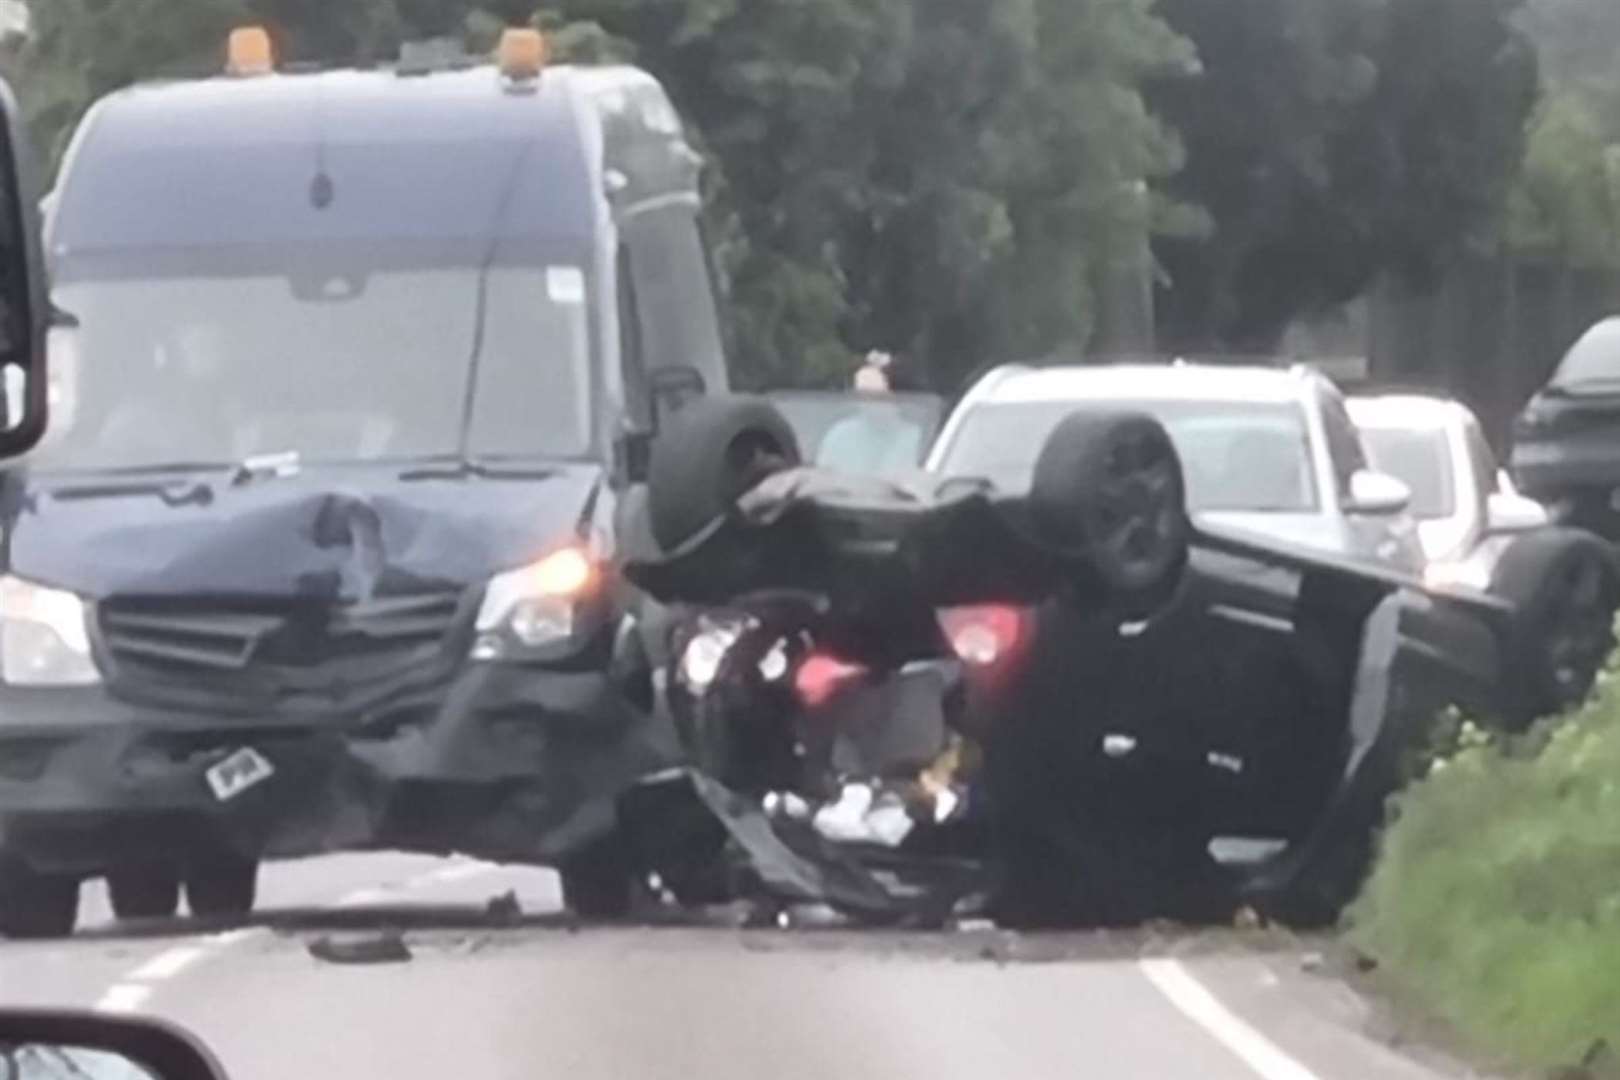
[398,457,560,482]
[48,476,216,507]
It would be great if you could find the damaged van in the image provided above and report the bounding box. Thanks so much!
[0,28,722,936]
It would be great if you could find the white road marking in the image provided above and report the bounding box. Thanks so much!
[94,984,152,1015]
[91,858,500,1015]
[1139,957,1323,1080]
[127,945,206,982]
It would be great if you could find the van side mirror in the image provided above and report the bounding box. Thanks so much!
[649,365,705,430]
[615,366,708,486]
[0,79,49,461]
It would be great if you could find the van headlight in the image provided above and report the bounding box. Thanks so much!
[471,548,599,661]
[0,576,100,687]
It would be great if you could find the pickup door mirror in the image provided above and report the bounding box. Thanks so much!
[0,79,48,461]
[1345,469,1412,516]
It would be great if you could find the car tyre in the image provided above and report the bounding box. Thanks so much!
[108,865,182,921]
[0,852,78,939]
[647,395,802,553]
[559,834,635,921]
[184,854,258,919]
[1490,529,1619,728]
[1028,410,1189,614]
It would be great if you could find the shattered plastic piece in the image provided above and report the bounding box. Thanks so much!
[1206,751,1245,774]
[307,930,412,965]
[1299,951,1325,973]
[763,791,812,821]
[931,786,961,825]
[1102,733,1138,758]
[812,784,876,843]
[1232,906,1265,930]
[484,890,522,926]
[864,798,915,848]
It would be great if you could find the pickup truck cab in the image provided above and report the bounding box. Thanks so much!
[0,29,725,935]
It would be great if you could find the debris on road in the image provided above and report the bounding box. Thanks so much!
[307,930,413,965]
[483,891,522,927]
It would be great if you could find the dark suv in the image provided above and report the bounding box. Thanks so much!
[1511,316,1620,536]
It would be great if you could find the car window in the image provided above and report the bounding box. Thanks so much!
[1357,426,1455,519]
[937,398,1319,512]
[770,394,943,475]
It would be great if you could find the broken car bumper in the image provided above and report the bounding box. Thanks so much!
[0,662,674,876]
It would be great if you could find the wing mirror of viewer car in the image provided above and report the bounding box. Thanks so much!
[0,1011,232,1080]
[0,80,48,460]
[1345,469,1412,516]
[1485,490,1549,535]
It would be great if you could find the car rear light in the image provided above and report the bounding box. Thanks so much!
[794,653,867,709]
[937,605,1028,669]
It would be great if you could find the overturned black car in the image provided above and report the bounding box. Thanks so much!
[621,392,1556,928]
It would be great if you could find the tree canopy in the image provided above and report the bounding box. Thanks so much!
[2,0,1548,385]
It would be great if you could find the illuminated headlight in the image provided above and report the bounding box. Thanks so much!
[678,621,744,692]
[472,548,597,661]
[0,576,100,687]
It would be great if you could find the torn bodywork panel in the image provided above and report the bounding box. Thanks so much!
[0,464,675,876]
[626,461,1518,925]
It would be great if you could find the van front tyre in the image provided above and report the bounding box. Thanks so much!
[184,854,258,918]
[0,853,79,939]
[108,864,182,920]
[559,836,635,920]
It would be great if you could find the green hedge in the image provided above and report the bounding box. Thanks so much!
[1351,678,1620,1075]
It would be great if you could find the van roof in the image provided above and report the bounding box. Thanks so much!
[49,64,694,265]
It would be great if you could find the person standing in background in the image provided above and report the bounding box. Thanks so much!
[815,350,925,475]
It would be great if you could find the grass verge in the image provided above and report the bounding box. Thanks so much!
[1351,685,1620,1076]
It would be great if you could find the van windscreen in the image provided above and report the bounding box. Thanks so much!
[35,250,593,472]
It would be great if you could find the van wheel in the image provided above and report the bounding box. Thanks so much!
[1491,530,1619,728]
[1029,410,1189,615]
[0,852,78,939]
[648,395,801,553]
[108,865,182,920]
[185,854,258,918]
[559,835,635,921]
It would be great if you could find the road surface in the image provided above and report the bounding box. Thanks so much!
[0,854,1481,1080]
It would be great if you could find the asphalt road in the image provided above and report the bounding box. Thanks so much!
[0,854,1483,1080]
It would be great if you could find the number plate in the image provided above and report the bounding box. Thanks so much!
[205,747,275,802]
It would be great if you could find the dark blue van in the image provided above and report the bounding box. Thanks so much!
[0,32,724,935]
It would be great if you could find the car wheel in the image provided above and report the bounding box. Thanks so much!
[559,835,635,920]
[1490,529,1619,728]
[1028,409,1189,614]
[184,854,259,918]
[647,395,802,553]
[107,865,182,921]
[0,852,79,939]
